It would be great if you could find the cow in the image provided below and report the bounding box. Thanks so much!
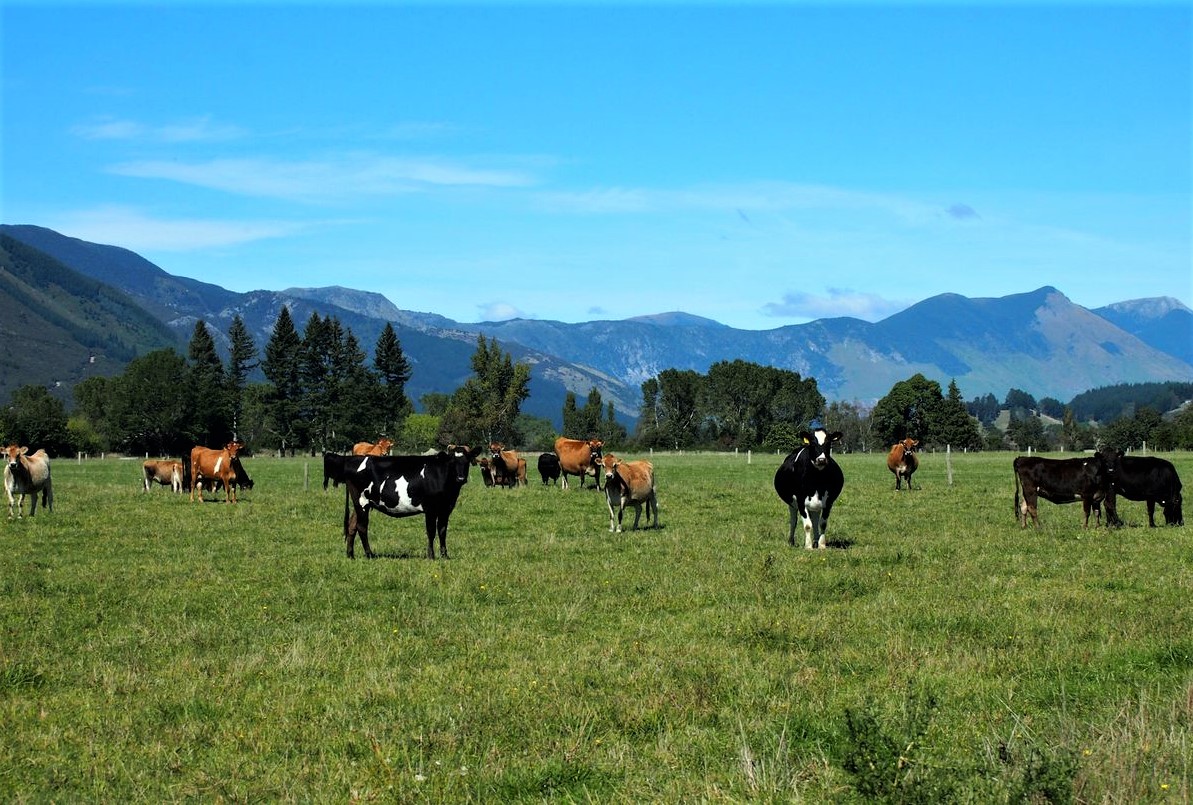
[190,441,244,503]
[4,445,53,518]
[342,444,483,559]
[1098,448,1184,527]
[201,456,254,495]
[352,438,394,457]
[143,459,183,493]
[774,429,844,549]
[324,452,350,490]
[603,459,658,532]
[887,438,919,491]
[538,452,561,485]
[554,437,603,490]
[1012,453,1112,529]
[489,443,528,487]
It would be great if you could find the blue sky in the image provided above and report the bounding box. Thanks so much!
[3,1,1190,330]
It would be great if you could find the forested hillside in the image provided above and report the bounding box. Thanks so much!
[0,235,180,403]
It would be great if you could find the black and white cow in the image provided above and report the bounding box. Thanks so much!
[774,429,844,549]
[342,445,482,559]
[1012,453,1112,528]
[1098,448,1184,527]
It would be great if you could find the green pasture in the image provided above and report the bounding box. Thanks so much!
[2,450,1190,802]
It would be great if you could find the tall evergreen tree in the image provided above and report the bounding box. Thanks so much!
[187,320,229,446]
[226,314,257,440]
[562,391,581,436]
[871,374,942,447]
[373,322,413,435]
[931,380,982,450]
[261,306,303,454]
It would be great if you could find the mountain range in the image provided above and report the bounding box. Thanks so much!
[1,224,1190,426]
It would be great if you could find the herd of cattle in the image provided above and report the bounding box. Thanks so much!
[3,431,1184,558]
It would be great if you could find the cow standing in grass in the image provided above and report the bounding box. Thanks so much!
[190,441,243,503]
[143,459,183,493]
[342,445,482,559]
[1098,448,1183,527]
[1012,453,1111,528]
[887,438,919,491]
[774,429,844,549]
[604,459,658,532]
[554,437,603,490]
[4,444,53,518]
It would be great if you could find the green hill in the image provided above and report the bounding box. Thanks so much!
[0,235,181,405]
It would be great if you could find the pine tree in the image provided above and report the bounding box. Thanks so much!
[374,322,413,434]
[187,320,229,446]
[226,314,257,440]
[261,306,303,454]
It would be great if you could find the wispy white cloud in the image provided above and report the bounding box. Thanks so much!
[108,154,538,202]
[72,115,246,143]
[760,288,912,323]
[46,206,309,251]
[477,301,528,321]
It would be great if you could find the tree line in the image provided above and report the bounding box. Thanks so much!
[2,307,1191,457]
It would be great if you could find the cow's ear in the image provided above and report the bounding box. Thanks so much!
[831,431,844,442]
[799,431,812,444]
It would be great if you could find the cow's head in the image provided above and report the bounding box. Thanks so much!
[448,444,483,485]
[899,438,918,453]
[799,429,843,469]
[588,439,604,464]
[225,441,243,457]
[376,438,394,455]
[4,444,28,470]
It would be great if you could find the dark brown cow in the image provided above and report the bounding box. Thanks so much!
[190,441,243,503]
[1013,453,1112,528]
[143,459,183,493]
[4,444,53,518]
[554,437,603,490]
[352,438,394,457]
[886,438,919,491]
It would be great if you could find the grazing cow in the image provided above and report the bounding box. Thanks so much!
[604,459,658,532]
[538,452,561,485]
[143,459,183,493]
[342,444,482,559]
[1012,454,1112,529]
[774,429,844,549]
[554,437,603,490]
[4,445,53,518]
[323,452,351,490]
[489,443,528,487]
[190,441,243,503]
[887,438,919,491]
[352,438,394,457]
[1098,448,1184,527]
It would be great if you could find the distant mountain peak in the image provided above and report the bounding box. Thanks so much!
[1098,296,1192,317]
[625,311,727,328]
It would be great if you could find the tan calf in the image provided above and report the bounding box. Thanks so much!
[143,459,183,493]
[604,459,658,532]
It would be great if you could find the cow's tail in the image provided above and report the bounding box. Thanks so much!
[1013,465,1021,522]
[343,483,351,537]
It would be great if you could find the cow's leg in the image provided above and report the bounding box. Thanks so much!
[786,502,799,546]
[630,502,643,530]
[357,508,375,559]
[1145,501,1157,528]
[894,472,901,491]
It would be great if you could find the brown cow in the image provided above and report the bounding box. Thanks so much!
[352,438,394,456]
[190,441,243,503]
[489,443,527,487]
[4,444,53,518]
[143,459,183,493]
[554,437,603,490]
[604,459,658,532]
[887,438,919,491]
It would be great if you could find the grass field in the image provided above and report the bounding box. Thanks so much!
[2,449,1190,802]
